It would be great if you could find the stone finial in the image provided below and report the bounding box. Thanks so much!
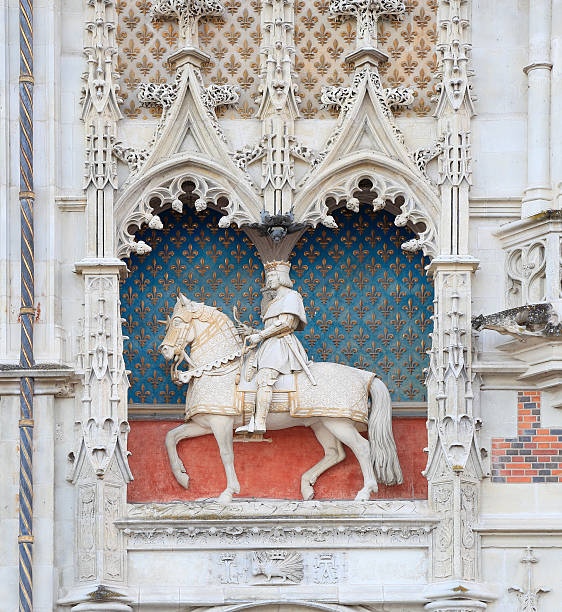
[151,0,224,48]
[330,0,405,58]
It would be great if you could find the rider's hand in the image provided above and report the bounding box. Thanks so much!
[177,371,192,385]
[247,332,261,347]
[236,323,253,337]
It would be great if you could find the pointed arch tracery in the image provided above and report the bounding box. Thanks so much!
[294,154,440,260]
[114,155,262,259]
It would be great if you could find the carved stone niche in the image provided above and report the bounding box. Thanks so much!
[473,213,562,398]
[496,213,561,309]
[116,500,439,608]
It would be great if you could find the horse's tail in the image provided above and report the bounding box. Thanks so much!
[368,376,403,486]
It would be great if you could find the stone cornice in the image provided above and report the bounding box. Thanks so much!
[0,365,78,395]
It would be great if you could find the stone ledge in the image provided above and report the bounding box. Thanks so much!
[126,499,429,520]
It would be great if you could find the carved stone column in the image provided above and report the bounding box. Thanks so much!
[424,1,490,609]
[255,0,300,217]
[63,1,133,609]
[522,0,554,218]
[67,261,133,612]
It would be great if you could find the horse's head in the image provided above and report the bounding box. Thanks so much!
[159,293,197,362]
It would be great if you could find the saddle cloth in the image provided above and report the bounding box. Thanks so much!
[236,359,296,392]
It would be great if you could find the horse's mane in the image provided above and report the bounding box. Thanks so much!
[177,296,240,343]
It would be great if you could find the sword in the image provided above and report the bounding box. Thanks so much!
[285,335,317,385]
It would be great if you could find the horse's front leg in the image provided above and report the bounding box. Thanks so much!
[207,414,240,504]
[165,421,210,489]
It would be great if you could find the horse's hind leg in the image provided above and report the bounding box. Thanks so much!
[321,417,378,501]
[207,414,240,504]
[166,420,211,489]
[301,422,346,501]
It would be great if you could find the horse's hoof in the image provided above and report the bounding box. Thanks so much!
[301,482,315,501]
[174,472,189,489]
[217,490,233,504]
[355,489,372,501]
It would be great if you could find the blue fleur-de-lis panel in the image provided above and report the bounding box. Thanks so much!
[291,205,432,402]
[121,204,433,404]
[121,207,264,404]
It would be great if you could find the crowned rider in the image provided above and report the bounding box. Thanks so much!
[236,261,315,434]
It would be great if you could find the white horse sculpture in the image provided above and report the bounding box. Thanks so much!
[160,294,403,503]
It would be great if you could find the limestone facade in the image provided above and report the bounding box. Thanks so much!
[0,1,561,611]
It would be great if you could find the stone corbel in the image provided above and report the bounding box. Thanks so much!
[472,303,562,397]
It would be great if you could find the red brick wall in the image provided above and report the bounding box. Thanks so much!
[491,391,562,483]
[127,418,429,501]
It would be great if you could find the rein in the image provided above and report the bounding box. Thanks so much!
[168,307,242,383]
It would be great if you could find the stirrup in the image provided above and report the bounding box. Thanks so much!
[236,417,255,434]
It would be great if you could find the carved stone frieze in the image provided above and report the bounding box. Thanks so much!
[120,520,435,549]
[126,499,422,518]
[120,500,435,550]
[214,550,346,585]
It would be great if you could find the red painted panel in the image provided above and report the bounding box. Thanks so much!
[127,418,428,502]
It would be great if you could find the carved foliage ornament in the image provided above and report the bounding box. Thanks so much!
[150,0,224,46]
[329,0,406,48]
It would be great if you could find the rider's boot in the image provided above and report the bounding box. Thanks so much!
[252,386,272,433]
[235,414,256,434]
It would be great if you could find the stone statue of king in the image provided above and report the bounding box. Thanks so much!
[235,261,316,435]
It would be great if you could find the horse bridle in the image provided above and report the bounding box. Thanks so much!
[162,307,237,382]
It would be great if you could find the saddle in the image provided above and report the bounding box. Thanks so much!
[235,360,296,416]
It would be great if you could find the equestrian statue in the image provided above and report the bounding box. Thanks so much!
[160,261,403,503]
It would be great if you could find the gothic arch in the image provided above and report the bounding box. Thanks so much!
[294,154,440,260]
[114,155,262,259]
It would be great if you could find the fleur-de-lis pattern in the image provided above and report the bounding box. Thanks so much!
[116,0,263,120]
[121,204,432,405]
[116,0,437,120]
[291,205,432,400]
[121,207,264,404]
